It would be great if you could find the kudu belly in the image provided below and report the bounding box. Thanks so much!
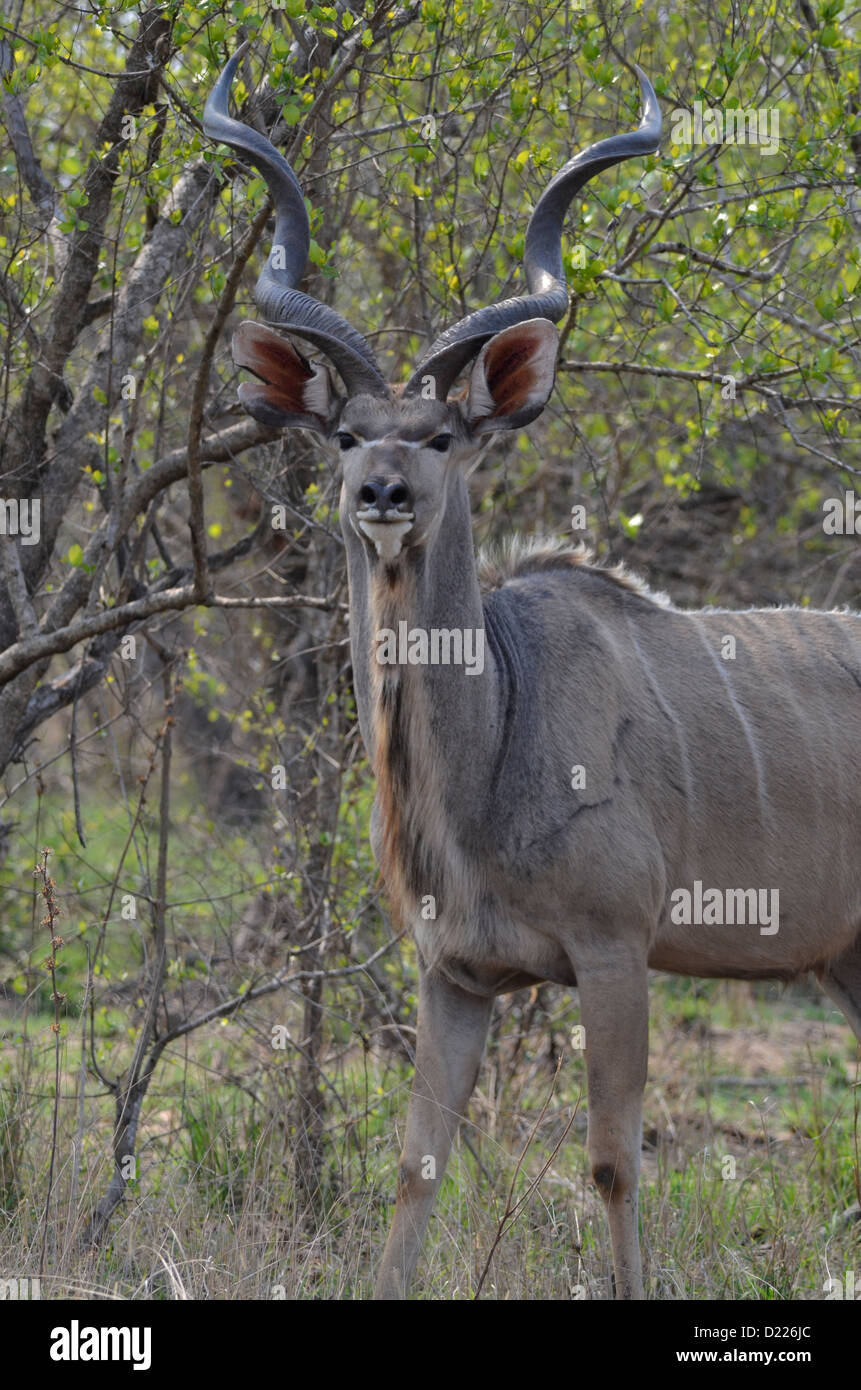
[640,607,861,979]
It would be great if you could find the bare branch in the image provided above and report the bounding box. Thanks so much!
[0,588,343,687]
[186,204,271,600]
[0,38,65,271]
[559,359,861,413]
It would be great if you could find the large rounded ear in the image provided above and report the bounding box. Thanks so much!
[233,321,336,432]
[466,318,559,433]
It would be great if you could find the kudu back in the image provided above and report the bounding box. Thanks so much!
[205,49,861,1299]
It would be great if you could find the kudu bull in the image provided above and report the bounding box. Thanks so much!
[205,49,861,1299]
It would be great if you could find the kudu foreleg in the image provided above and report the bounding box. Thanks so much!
[575,948,649,1300]
[375,964,493,1300]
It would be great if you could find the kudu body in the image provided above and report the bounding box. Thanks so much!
[205,49,861,1299]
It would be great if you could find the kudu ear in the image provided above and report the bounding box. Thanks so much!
[233,321,336,432]
[466,318,559,433]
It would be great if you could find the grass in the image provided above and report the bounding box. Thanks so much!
[1,741,858,1299]
[1,973,858,1300]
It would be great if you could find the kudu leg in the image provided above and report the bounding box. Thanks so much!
[575,950,649,1300]
[820,934,861,1043]
[375,963,494,1300]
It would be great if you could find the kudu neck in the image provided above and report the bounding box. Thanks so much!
[343,469,501,795]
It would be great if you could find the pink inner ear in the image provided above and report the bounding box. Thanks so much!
[483,335,541,415]
[233,322,314,412]
[239,381,303,414]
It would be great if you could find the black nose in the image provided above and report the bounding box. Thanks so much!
[358,475,413,512]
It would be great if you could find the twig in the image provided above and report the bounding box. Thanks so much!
[558,358,860,412]
[474,1058,579,1299]
[35,848,65,1278]
[0,588,344,686]
[82,666,177,1247]
[186,203,271,600]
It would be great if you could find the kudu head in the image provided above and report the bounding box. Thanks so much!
[204,45,661,562]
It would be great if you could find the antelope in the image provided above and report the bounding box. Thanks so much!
[204,48,861,1299]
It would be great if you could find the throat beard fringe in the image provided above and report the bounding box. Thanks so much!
[369,566,442,929]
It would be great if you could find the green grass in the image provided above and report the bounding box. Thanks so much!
[1,750,858,1299]
[1,973,858,1299]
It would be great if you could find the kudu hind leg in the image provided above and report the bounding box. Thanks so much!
[375,964,493,1299]
[820,933,861,1043]
[575,950,649,1299]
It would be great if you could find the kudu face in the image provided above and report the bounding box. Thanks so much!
[231,312,560,561]
[341,320,562,561]
[337,396,471,563]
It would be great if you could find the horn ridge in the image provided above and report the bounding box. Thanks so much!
[203,45,388,397]
[404,66,661,399]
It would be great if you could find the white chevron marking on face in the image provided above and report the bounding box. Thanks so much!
[357,438,428,450]
[357,517,414,559]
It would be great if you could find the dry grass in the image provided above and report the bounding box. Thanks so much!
[1,975,858,1300]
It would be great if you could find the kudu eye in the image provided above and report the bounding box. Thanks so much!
[428,434,452,452]
[337,432,358,451]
